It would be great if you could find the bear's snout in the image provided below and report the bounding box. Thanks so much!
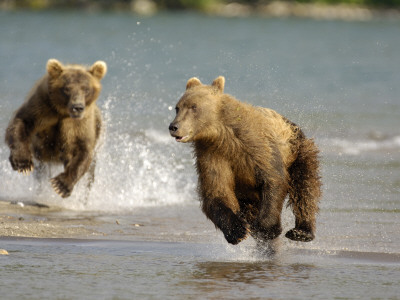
[69,104,85,118]
[169,122,188,142]
[169,122,179,133]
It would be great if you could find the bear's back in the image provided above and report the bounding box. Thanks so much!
[253,106,299,167]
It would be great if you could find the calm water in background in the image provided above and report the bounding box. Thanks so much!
[0,10,399,299]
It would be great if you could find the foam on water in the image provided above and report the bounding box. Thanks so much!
[321,135,400,156]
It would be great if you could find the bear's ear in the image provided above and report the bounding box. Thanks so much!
[211,76,225,93]
[47,59,64,79]
[89,61,107,80]
[186,77,202,90]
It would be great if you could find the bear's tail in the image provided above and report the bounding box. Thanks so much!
[286,136,322,242]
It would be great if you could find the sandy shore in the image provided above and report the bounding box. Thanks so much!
[2,199,400,266]
[0,200,107,239]
[0,200,161,240]
[0,200,216,243]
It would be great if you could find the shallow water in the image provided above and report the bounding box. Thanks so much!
[1,236,400,300]
[0,10,400,299]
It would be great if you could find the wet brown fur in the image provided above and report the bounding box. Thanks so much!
[169,76,321,244]
[5,59,107,198]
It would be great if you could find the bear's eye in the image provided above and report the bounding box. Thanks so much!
[62,87,71,95]
[83,87,91,96]
[191,104,197,112]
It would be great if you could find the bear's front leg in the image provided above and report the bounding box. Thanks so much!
[197,156,249,244]
[252,168,288,242]
[6,118,35,174]
[204,201,250,245]
[51,142,93,198]
[252,220,282,241]
[252,194,286,242]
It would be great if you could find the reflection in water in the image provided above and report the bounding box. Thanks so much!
[184,260,315,297]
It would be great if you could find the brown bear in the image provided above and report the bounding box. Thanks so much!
[169,76,321,245]
[5,59,107,198]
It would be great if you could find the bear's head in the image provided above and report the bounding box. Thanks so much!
[169,76,225,143]
[46,59,107,119]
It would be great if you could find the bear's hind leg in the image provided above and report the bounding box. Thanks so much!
[286,138,321,242]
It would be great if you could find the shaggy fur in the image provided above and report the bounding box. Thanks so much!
[169,76,321,244]
[5,59,107,198]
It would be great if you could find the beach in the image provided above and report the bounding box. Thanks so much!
[0,200,217,243]
[1,199,400,300]
[0,201,106,239]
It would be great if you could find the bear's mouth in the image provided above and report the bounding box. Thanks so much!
[69,112,84,119]
[175,135,189,142]
[69,104,85,119]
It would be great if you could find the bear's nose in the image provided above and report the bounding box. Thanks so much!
[169,123,179,132]
[71,104,84,113]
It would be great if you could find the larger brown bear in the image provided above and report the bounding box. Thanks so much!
[169,76,321,245]
[5,59,107,198]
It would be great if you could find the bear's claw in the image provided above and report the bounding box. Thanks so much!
[285,228,314,242]
[50,177,72,198]
[11,159,34,175]
[17,164,34,175]
[224,219,250,245]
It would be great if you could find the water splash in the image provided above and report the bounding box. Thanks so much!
[0,96,197,211]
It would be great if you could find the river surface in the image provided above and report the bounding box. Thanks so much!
[0,10,399,299]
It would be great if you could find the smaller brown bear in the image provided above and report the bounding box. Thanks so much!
[169,76,321,245]
[5,59,107,198]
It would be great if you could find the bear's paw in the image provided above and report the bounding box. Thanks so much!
[50,175,73,198]
[9,152,34,175]
[223,216,250,245]
[285,228,315,242]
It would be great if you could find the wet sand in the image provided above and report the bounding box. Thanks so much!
[0,199,219,243]
[2,199,400,263]
[0,200,107,239]
[2,200,400,299]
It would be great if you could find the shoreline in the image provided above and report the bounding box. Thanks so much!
[2,232,400,265]
[210,1,400,21]
[1,1,399,21]
[0,200,216,243]
[2,199,400,266]
[0,200,107,239]
[0,200,159,241]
